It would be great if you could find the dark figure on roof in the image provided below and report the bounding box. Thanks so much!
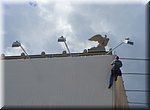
[108,55,123,89]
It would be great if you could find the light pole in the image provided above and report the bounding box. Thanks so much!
[106,38,134,55]
[58,36,71,56]
[12,41,29,58]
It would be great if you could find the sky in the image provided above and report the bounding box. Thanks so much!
[0,0,149,109]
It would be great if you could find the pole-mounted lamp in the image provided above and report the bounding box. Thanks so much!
[58,36,71,56]
[12,41,29,58]
[106,38,134,55]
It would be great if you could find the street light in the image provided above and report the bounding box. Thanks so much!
[12,41,29,57]
[106,38,134,55]
[58,36,71,56]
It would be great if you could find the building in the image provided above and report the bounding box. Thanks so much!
[1,50,128,109]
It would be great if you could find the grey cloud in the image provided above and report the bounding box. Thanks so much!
[4,2,147,71]
[4,3,146,56]
[4,3,62,54]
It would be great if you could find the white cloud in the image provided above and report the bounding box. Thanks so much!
[2,1,146,58]
[0,2,3,55]
[2,1,147,75]
[5,47,22,56]
[34,1,98,53]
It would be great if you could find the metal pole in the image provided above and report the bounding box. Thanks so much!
[20,45,29,58]
[106,42,124,55]
[64,41,71,56]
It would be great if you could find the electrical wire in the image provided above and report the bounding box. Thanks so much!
[125,90,150,92]
[122,73,150,75]
[128,102,149,105]
[120,57,150,61]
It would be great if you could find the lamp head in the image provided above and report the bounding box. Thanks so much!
[126,41,134,45]
[12,41,21,47]
[123,38,134,45]
[58,36,66,42]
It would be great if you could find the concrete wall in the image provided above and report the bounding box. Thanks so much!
[4,55,115,107]
[115,76,129,109]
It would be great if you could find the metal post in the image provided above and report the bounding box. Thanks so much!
[20,45,30,58]
[106,42,124,55]
[64,41,71,56]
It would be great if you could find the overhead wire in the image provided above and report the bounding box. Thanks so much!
[120,57,150,61]
[125,90,150,92]
[120,57,149,76]
[118,57,149,106]
[128,102,149,105]
[122,73,150,75]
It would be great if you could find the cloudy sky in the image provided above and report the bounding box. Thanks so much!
[0,0,149,108]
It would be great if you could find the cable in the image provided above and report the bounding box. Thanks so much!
[120,57,150,61]
[122,73,150,75]
[125,90,150,92]
[128,102,149,105]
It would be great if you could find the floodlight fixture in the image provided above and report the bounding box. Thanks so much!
[12,41,29,57]
[58,36,71,56]
[58,36,66,42]
[106,37,134,55]
[123,38,134,45]
[12,41,21,47]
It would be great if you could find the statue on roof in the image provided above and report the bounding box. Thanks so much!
[88,34,109,52]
